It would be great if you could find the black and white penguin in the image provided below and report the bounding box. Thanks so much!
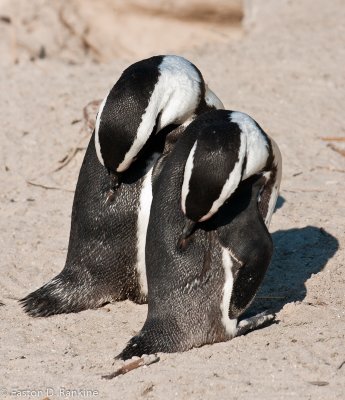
[21,55,224,316]
[118,109,282,359]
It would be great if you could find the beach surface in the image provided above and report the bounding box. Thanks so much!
[1,0,344,399]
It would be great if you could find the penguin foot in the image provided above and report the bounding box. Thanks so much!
[236,311,276,337]
[20,275,109,317]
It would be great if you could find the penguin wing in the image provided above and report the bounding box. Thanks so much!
[216,175,274,319]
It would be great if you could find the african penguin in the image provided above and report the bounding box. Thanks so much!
[94,55,224,201]
[118,109,282,359]
[21,55,224,317]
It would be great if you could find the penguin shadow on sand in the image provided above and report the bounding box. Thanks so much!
[248,195,339,315]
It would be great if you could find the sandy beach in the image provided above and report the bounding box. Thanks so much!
[1,0,344,399]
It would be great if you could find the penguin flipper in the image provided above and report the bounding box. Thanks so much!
[228,234,273,319]
[217,175,274,320]
[236,311,276,336]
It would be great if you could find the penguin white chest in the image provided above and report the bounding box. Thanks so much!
[135,154,160,297]
[220,247,237,337]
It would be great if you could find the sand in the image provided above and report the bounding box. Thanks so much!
[0,0,344,399]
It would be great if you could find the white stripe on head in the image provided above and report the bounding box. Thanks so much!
[157,55,202,129]
[231,112,282,228]
[204,84,225,110]
[136,152,160,297]
[173,84,224,131]
[94,95,108,166]
[181,140,198,215]
[230,111,270,179]
[220,247,237,337]
[199,132,247,222]
[117,55,202,173]
[264,138,282,227]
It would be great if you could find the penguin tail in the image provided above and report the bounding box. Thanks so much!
[20,273,109,317]
[116,331,156,360]
[117,317,185,360]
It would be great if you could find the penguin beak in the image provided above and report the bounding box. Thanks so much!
[109,171,120,190]
[106,171,121,203]
[177,219,196,251]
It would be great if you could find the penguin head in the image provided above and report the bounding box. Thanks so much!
[178,111,246,246]
[93,62,161,189]
[178,109,277,248]
[94,55,224,200]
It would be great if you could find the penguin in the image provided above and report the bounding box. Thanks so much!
[21,55,224,317]
[118,109,282,359]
